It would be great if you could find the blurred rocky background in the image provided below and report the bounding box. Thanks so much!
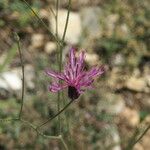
[0,0,150,149]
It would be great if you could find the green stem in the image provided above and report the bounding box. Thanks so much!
[132,124,150,147]
[61,0,71,43]
[16,34,25,120]
[36,100,74,130]
[20,119,60,139]
[126,124,150,150]
[0,118,19,122]
[60,135,69,150]
[126,127,140,150]
[55,0,59,38]
[59,0,71,72]
[55,0,61,134]
[0,117,68,149]
[55,0,71,135]
[49,6,56,18]
[57,91,61,133]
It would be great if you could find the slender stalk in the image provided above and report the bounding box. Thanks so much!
[59,135,69,150]
[55,0,61,134]
[16,35,25,120]
[132,124,150,148]
[126,127,140,150]
[54,0,72,135]
[36,100,74,130]
[126,124,150,150]
[49,6,56,18]
[20,119,68,150]
[20,119,60,139]
[0,118,18,122]
[0,32,69,149]
[48,2,60,133]
[0,118,68,149]
[61,0,71,43]
[21,0,62,46]
[57,0,71,134]
[59,0,71,72]
[57,91,61,133]
[55,0,59,38]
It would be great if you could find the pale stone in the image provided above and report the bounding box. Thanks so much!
[126,77,147,92]
[31,33,44,49]
[44,42,56,54]
[0,72,22,90]
[85,53,99,65]
[13,65,35,89]
[0,65,35,91]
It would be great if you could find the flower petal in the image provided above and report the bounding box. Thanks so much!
[64,65,74,82]
[78,78,94,87]
[45,69,64,80]
[86,66,105,78]
[76,51,85,75]
[49,82,68,92]
[69,47,76,70]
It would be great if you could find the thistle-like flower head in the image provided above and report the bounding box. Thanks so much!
[46,48,104,100]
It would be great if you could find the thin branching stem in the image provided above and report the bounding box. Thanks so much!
[54,0,71,135]
[21,0,62,46]
[59,135,69,150]
[55,0,61,134]
[20,119,68,149]
[61,0,71,43]
[55,0,59,38]
[59,0,71,72]
[56,0,71,132]
[20,119,60,139]
[36,100,74,130]
[126,126,140,150]
[49,6,56,18]
[0,118,19,122]
[132,124,150,148]
[57,91,61,133]
[0,30,69,148]
[0,118,68,149]
[126,123,150,150]
[16,35,25,120]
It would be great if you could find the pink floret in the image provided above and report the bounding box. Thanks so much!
[46,47,105,100]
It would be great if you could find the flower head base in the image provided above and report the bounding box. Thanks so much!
[46,48,105,100]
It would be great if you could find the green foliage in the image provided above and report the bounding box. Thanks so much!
[0,0,40,27]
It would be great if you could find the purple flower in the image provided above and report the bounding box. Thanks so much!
[46,48,105,100]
